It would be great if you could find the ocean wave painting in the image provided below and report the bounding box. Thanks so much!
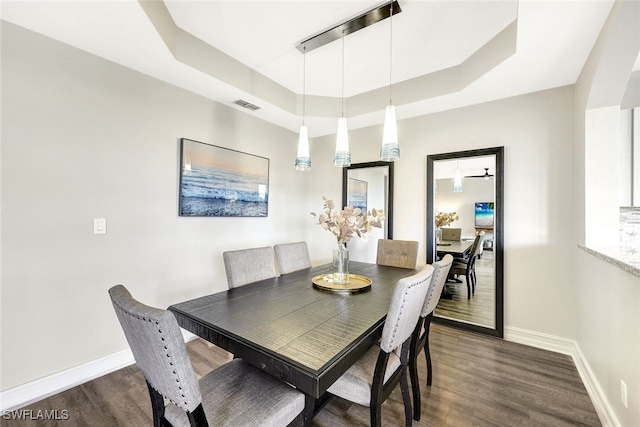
[348,178,367,213]
[179,139,269,217]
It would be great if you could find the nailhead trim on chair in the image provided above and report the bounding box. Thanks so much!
[116,304,190,409]
[388,276,428,349]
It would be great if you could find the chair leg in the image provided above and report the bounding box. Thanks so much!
[409,351,421,421]
[400,368,413,427]
[370,403,383,427]
[472,270,476,294]
[186,404,207,427]
[146,380,166,427]
[425,341,433,387]
[465,273,471,299]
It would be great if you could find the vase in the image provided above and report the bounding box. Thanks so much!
[436,227,442,244]
[333,245,350,284]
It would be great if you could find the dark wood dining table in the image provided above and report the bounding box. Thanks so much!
[437,239,474,259]
[168,261,418,425]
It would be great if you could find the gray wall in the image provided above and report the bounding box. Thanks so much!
[2,9,638,425]
[573,2,640,426]
[1,21,319,389]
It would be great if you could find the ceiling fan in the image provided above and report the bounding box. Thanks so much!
[465,168,494,179]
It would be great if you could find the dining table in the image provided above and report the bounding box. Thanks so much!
[168,261,419,426]
[437,239,474,259]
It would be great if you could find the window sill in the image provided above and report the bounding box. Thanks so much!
[579,245,640,278]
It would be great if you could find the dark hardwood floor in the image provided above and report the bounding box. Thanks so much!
[435,250,495,328]
[2,324,600,426]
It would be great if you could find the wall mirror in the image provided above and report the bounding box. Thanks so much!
[342,162,394,263]
[427,147,503,337]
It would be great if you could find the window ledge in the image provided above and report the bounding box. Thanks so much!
[579,245,640,278]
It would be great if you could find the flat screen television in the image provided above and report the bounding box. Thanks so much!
[475,202,494,228]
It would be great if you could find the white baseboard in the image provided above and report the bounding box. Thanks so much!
[504,326,619,427]
[0,330,198,413]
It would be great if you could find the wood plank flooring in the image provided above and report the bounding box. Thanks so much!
[435,250,495,328]
[2,324,600,427]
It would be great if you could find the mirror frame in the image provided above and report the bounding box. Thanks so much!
[427,147,504,338]
[342,161,394,239]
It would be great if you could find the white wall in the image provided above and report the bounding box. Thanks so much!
[316,84,577,340]
[0,21,328,390]
[3,9,637,425]
[435,177,495,238]
[3,20,577,392]
[573,2,640,426]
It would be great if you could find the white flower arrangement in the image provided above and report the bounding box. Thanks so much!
[311,197,384,245]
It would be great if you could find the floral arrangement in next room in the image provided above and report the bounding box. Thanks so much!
[311,197,384,245]
[435,211,459,228]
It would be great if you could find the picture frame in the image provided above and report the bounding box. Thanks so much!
[474,201,494,228]
[347,178,367,213]
[179,138,269,217]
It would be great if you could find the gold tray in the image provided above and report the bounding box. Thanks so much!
[311,274,372,294]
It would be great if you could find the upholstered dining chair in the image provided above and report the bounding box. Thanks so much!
[448,232,483,299]
[108,285,305,427]
[376,239,419,269]
[440,227,461,241]
[409,255,453,421]
[326,265,434,427]
[223,246,277,288]
[274,241,312,274]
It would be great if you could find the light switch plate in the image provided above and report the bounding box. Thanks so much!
[93,218,106,235]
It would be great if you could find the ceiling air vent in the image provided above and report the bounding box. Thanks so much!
[233,99,261,111]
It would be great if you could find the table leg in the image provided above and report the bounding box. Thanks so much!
[303,394,316,427]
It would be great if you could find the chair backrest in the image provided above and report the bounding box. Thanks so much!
[421,255,453,317]
[379,265,434,354]
[223,246,277,288]
[274,242,312,274]
[467,232,484,260]
[441,227,461,241]
[472,231,485,257]
[108,285,201,413]
[376,239,419,269]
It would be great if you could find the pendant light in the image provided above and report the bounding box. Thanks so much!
[295,46,311,171]
[380,2,399,162]
[453,161,463,192]
[334,29,351,167]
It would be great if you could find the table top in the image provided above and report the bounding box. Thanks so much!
[168,262,417,398]
[437,239,474,257]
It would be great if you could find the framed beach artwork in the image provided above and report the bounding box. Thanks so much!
[179,138,269,217]
[474,201,495,228]
[347,178,367,213]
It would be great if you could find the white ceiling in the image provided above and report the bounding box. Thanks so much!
[2,0,632,138]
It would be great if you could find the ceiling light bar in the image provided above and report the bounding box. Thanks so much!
[296,1,401,53]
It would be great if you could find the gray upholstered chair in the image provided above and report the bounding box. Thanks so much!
[449,232,483,298]
[326,265,434,427]
[375,239,419,269]
[108,285,305,427]
[223,246,277,288]
[409,255,453,421]
[274,241,312,274]
[440,227,461,241]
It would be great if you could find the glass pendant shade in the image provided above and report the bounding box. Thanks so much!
[380,105,400,161]
[295,125,311,171]
[334,117,351,167]
[453,164,463,192]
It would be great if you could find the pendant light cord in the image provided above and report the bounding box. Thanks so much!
[341,28,345,117]
[302,46,306,126]
[389,2,393,105]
